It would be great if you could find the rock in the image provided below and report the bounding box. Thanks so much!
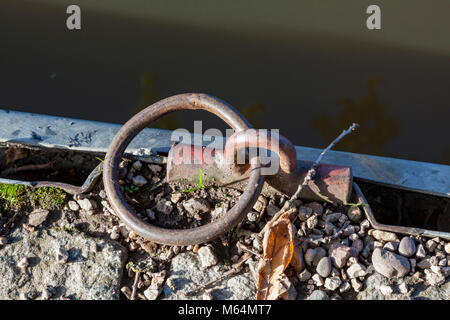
[132,176,147,186]
[416,244,427,259]
[372,248,410,278]
[383,241,399,252]
[312,274,324,286]
[398,282,409,294]
[132,161,142,171]
[304,248,317,266]
[17,257,29,270]
[323,222,337,236]
[324,277,342,291]
[306,202,323,215]
[398,237,416,257]
[265,203,280,217]
[156,200,173,215]
[323,212,341,223]
[146,209,156,220]
[0,237,7,245]
[0,227,127,299]
[352,239,364,253]
[163,252,256,300]
[339,281,351,293]
[68,200,80,211]
[306,215,318,229]
[148,164,162,174]
[247,211,259,223]
[183,198,210,216]
[306,290,329,300]
[198,245,218,268]
[252,196,267,213]
[424,269,445,286]
[312,247,327,267]
[56,247,69,264]
[368,230,399,242]
[426,239,437,253]
[444,243,450,254]
[298,206,313,221]
[347,206,362,223]
[316,257,332,278]
[143,270,166,300]
[417,258,431,269]
[298,269,312,282]
[350,279,363,292]
[329,243,351,269]
[346,263,367,279]
[77,198,96,211]
[170,193,182,204]
[379,285,393,296]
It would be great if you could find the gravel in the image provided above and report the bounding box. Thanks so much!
[372,248,410,278]
[398,236,416,257]
[316,257,332,278]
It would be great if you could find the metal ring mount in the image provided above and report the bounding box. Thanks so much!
[103,93,265,245]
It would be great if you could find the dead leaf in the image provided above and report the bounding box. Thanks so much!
[5,148,28,165]
[256,211,295,300]
[290,245,305,274]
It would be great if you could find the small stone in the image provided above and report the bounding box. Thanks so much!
[132,161,142,171]
[306,215,318,230]
[68,200,80,211]
[183,198,210,215]
[56,247,69,264]
[304,248,317,266]
[323,212,341,223]
[253,237,263,252]
[298,269,312,282]
[306,202,323,215]
[77,198,96,211]
[352,239,364,253]
[373,241,384,249]
[132,175,147,186]
[202,292,213,300]
[156,200,173,215]
[416,244,427,258]
[424,269,445,286]
[312,274,324,286]
[298,206,313,221]
[398,282,408,294]
[426,239,437,253]
[349,233,359,242]
[0,236,7,245]
[329,243,352,268]
[323,222,337,236]
[27,209,50,227]
[42,286,56,300]
[266,203,280,217]
[444,243,450,254]
[371,248,410,278]
[339,281,351,293]
[316,257,332,278]
[361,245,371,258]
[110,226,121,240]
[324,277,342,291]
[350,278,363,292]
[146,209,156,220]
[347,206,362,223]
[253,196,267,213]
[17,257,29,270]
[368,230,399,242]
[247,211,259,222]
[312,247,327,267]
[121,286,132,299]
[379,284,393,296]
[417,258,431,269]
[346,263,367,279]
[306,290,329,300]
[398,236,416,257]
[170,193,182,204]
[383,241,399,252]
[198,245,218,268]
[148,164,162,174]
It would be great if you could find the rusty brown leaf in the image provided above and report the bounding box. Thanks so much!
[256,211,295,300]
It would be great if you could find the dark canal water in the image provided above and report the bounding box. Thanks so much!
[1,1,450,165]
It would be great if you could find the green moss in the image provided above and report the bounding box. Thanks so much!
[0,184,66,211]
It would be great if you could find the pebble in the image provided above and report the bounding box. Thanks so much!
[398,236,416,257]
[110,226,121,240]
[17,257,29,270]
[329,243,352,268]
[350,278,363,292]
[424,269,445,286]
[306,215,318,229]
[312,274,324,286]
[304,248,317,266]
[379,284,393,296]
[346,263,367,279]
[198,245,218,268]
[312,247,327,267]
[77,198,96,211]
[202,292,214,300]
[425,239,437,253]
[416,244,427,258]
[56,247,69,264]
[306,290,329,300]
[316,257,332,278]
[323,212,341,223]
[253,196,267,213]
[368,230,399,242]
[306,202,323,215]
[68,200,80,211]
[266,203,280,217]
[247,211,259,222]
[372,248,410,278]
[132,175,148,186]
[347,206,362,223]
[352,239,364,253]
[183,198,210,215]
[156,200,173,215]
[148,164,162,174]
[171,193,183,204]
[398,282,409,294]
[417,258,431,269]
[132,161,142,171]
[298,206,313,221]
[383,241,399,252]
[298,269,312,282]
[146,209,156,220]
[0,236,7,245]
[324,277,342,291]
[444,243,450,254]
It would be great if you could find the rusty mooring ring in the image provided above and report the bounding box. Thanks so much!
[103,93,264,245]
